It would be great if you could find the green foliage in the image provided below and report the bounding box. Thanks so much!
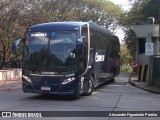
[120,44,133,66]
[140,0,160,23]
[120,43,133,73]
[123,30,136,59]
[120,44,133,73]
[120,65,132,73]
[120,0,160,62]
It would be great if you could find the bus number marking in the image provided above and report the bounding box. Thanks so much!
[31,33,47,37]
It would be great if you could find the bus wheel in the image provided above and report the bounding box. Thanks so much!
[110,69,116,82]
[110,78,115,83]
[83,79,93,96]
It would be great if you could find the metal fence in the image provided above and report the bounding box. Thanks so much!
[0,69,22,81]
[152,55,160,85]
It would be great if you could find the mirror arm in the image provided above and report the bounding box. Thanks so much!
[21,37,26,42]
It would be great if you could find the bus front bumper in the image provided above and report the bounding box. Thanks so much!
[22,82,80,96]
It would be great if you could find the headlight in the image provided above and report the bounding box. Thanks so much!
[62,77,76,84]
[22,75,32,83]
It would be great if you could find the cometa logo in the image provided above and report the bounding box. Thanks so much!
[95,53,105,62]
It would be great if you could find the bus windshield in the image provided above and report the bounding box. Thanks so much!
[23,31,78,73]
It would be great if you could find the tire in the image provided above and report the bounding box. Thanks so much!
[110,70,115,83]
[83,79,93,96]
[110,78,115,83]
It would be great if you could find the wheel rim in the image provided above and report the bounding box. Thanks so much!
[88,80,92,93]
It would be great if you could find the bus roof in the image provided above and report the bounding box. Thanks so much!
[29,22,88,31]
[28,21,115,37]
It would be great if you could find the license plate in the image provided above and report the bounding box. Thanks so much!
[41,86,51,91]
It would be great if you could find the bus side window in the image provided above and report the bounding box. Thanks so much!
[81,27,88,67]
[90,28,96,49]
[105,35,110,57]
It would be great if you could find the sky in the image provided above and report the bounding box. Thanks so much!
[109,0,132,11]
[108,0,132,43]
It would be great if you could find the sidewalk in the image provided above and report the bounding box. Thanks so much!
[129,76,160,94]
[0,80,22,91]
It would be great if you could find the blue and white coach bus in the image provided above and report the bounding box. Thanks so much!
[12,22,120,97]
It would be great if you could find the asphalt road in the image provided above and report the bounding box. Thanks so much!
[0,72,160,120]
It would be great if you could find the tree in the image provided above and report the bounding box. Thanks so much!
[0,0,123,69]
[120,44,133,66]
[121,0,159,60]
[0,0,26,69]
[81,0,123,32]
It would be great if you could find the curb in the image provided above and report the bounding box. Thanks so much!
[129,77,160,94]
[129,80,136,86]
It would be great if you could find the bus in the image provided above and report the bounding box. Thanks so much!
[12,22,120,97]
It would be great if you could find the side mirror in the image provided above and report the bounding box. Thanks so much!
[12,39,22,54]
[77,36,86,45]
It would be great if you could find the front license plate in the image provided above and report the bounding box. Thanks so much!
[41,86,51,91]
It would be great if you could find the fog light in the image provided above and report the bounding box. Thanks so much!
[23,75,32,83]
[62,77,76,84]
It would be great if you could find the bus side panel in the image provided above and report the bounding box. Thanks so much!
[90,29,113,86]
[89,26,120,87]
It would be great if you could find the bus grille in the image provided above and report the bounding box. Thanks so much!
[30,74,64,85]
